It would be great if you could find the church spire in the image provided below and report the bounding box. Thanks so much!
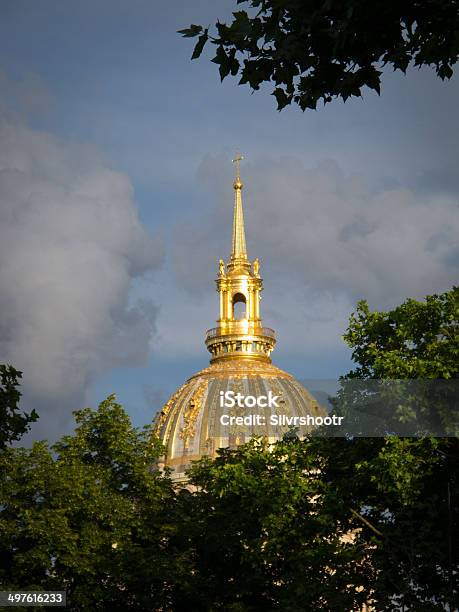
[228,153,250,273]
[231,153,247,260]
[204,154,276,364]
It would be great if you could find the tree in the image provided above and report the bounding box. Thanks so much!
[179,0,459,110]
[343,286,458,380]
[175,438,374,611]
[0,365,38,448]
[176,434,457,611]
[303,434,458,611]
[1,289,456,609]
[175,287,458,610]
[0,395,183,611]
[330,286,459,436]
[322,286,459,609]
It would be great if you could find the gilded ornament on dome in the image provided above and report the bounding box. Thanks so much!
[153,381,189,435]
[179,380,207,443]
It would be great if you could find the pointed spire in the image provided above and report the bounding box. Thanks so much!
[207,155,275,363]
[230,153,248,262]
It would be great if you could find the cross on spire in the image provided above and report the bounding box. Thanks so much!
[232,153,244,181]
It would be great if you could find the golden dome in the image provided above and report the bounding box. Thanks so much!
[154,359,324,481]
[153,155,325,480]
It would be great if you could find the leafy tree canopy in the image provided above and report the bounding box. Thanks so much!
[183,433,458,611]
[180,437,374,611]
[0,365,38,448]
[328,286,458,608]
[179,0,459,110]
[1,288,457,610]
[329,287,459,436]
[181,288,458,609]
[343,286,459,379]
[0,395,182,611]
[178,287,458,609]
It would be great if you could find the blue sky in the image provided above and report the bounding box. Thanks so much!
[1,1,458,439]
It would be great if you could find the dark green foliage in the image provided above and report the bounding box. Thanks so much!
[179,1,459,110]
[0,396,182,610]
[180,434,458,611]
[178,438,375,611]
[309,435,458,611]
[0,287,457,609]
[326,286,459,609]
[344,286,459,380]
[0,365,38,448]
[328,287,459,436]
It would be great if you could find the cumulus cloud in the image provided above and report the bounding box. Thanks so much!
[175,154,458,309]
[0,78,163,440]
[167,154,458,367]
[248,157,458,307]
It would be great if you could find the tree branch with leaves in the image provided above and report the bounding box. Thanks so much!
[179,0,459,110]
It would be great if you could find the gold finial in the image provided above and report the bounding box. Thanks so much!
[230,152,248,263]
[232,153,244,188]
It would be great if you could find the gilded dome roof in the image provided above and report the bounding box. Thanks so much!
[153,359,325,480]
[153,157,325,481]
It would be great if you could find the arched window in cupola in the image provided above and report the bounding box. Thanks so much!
[232,292,247,320]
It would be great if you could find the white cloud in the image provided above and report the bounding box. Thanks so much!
[0,80,163,440]
[184,155,458,309]
[167,154,458,367]
[245,158,458,308]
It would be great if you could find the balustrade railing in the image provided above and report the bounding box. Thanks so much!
[206,326,275,340]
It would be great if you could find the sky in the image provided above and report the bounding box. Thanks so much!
[0,0,458,441]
